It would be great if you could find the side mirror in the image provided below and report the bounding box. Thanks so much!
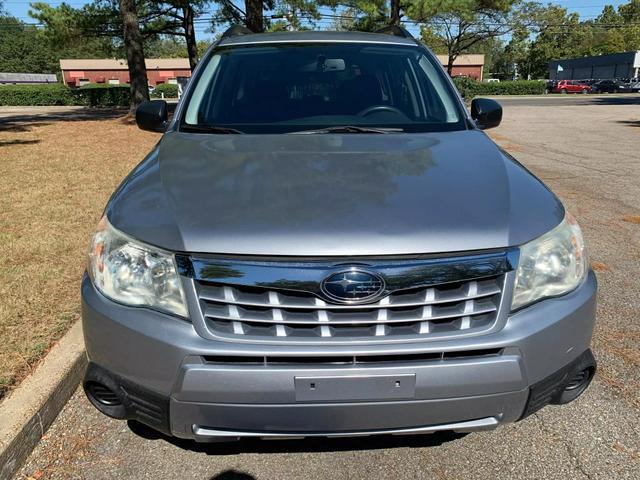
[136,100,168,132]
[471,98,502,130]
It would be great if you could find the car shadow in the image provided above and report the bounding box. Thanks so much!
[127,420,467,456]
[209,471,256,480]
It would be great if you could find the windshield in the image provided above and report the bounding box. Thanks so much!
[182,43,465,134]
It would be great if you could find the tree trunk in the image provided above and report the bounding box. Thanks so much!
[390,0,400,26]
[182,3,198,71]
[245,0,264,32]
[119,0,149,112]
[447,54,456,76]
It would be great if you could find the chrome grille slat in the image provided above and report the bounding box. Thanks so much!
[197,280,501,310]
[202,300,497,325]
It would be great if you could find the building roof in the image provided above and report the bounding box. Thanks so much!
[59,58,191,70]
[0,72,57,83]
[549,51,640,69]
[217,30,418,47]
[436,54,485,66]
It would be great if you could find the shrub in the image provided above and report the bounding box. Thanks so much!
[452,77,546,98]
[78,83,130,107]
[0,83,131,107]
[152,83,179,98]
[0,83,80,106]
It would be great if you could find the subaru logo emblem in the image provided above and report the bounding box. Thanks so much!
[321,268,385,304]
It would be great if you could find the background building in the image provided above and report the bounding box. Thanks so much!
[59,59,191,86]
[549,51,640,80]
[0,73,57,85]
[436,54,485,80]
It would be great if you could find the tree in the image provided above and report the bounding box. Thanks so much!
[0,16,57,73]
[211,0,280,32]
[245,0,265,31]
[410,0,534,76]
[32,1,208,71]
[390,0,400,25]
[525,6,584,78]
[119,0,149,111]
[144,1,211,70]
[326,0,388,32]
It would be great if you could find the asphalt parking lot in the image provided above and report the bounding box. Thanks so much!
[17,95,640,479]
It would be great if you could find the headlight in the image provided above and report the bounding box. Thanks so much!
[87,216,188,317]
[512,213,587,310]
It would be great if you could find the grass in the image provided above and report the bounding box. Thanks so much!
[0,111,160,400]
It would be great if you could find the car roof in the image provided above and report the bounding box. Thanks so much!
[217,30,419,47]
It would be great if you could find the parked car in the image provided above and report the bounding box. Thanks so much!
[553,79,592,94]
[592,79,634,93]
[82,26,597,443]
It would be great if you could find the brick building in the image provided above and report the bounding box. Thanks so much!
[436,54,485,80]
[59,58,192,87]
[59,54,485,86]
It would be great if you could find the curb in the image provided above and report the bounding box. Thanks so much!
[0,321,86,480]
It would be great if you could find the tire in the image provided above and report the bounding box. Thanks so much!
[614,88,619,94]
[581,88,588,94]
[560,89,567,94]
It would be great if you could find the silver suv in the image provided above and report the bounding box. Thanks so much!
[82,27,597,442]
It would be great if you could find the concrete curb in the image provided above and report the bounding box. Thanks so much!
[0,322,86,480]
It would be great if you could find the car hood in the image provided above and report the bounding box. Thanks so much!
[107,130,563,256]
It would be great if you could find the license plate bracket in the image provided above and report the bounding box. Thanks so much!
[294,374,416,402]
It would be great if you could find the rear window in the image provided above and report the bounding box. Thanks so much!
[181,43,465,134]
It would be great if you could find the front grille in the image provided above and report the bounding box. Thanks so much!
[196,275,504,342]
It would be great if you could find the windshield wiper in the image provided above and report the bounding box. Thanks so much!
[290,125,403,134]
[181,124,245,134]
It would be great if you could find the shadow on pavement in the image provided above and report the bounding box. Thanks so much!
[0,108,126,132]
[0,138,41,146]
[590,95,640,105]
[210,471,256,480]
[0,103,177,132]
[617,119,640,127]
[127,420,467,456]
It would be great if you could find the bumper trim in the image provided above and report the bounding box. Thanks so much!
[192,416,499,441]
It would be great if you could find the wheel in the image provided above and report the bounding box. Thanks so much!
[581,88,588,94]
[614,88,619,94]
[560,89,567,94]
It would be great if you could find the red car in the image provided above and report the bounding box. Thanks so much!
[553,80,592,94]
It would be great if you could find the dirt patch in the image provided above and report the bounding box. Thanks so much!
[487,132,525,153]
[0,113,160,400]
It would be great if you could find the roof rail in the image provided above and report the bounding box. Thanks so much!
[221,24,254,39]
[374,25,414,39]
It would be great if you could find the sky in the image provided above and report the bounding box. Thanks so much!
[1,0,631,39]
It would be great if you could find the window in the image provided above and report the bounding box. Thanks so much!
[182,43,465,134]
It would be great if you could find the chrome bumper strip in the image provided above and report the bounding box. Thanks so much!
[192,416,499,440]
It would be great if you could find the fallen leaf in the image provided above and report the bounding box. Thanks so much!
[591,261,610,272]
[622,215,640,224]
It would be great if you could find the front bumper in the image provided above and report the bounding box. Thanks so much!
[81,271,597,441]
